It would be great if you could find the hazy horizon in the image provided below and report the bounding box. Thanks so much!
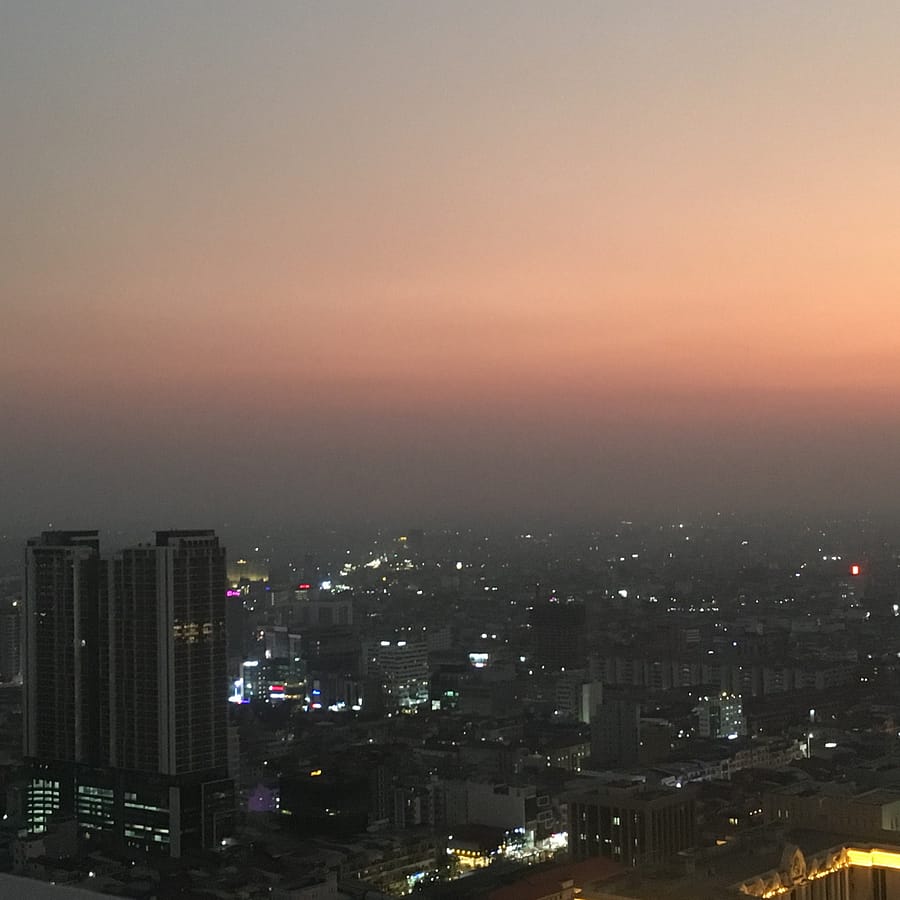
[4,1,900,531]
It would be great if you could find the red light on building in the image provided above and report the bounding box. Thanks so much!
[297,583,311,590]
[850,564,861,576]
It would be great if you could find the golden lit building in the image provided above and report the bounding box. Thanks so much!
[733,843,900,900]
[575,840,900,899]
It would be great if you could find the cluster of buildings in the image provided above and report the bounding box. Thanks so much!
[0,518,898,898]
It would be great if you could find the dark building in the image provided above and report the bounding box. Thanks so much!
[280,765,370,838]
[591,699,641,767]
[529,600,586,671]
[24,531,107,771]
[0,598,21,683]
[111,531,228,777]
[568,784,697,867]
[23,530,233,857]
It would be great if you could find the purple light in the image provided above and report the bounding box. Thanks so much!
[226,589,241,597]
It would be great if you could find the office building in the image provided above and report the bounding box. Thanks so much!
[568,784,697,866]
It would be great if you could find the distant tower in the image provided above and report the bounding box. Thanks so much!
[0,598,21,683]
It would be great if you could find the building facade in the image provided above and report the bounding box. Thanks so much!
[568,784,697,867]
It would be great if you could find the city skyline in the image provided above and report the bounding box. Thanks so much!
[4,1,900,530]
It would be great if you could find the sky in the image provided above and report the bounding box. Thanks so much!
[3,1,900,532]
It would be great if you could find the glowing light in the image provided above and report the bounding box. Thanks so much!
[850,564,861,576]
[309,769,323,777]
[847,848,900,870]
[297,583,311,590]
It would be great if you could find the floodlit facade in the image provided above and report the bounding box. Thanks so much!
[734,843,900,899]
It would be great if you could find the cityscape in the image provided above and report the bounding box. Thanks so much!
[4,2,900,899]
[0,516,900,897]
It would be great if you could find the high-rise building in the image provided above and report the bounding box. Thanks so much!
[24,531,107,769]
[23,530,233,857]
[110,531,228,776]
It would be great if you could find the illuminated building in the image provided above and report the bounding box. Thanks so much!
[372,639,430,710]
[562,838,900,898]
[697,692,745,738]
[447,826,506,871]
[733,842,900,899]
[23,530,233,857]
[579,679,604,724]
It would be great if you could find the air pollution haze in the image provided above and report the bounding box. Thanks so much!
[3,1,900,532]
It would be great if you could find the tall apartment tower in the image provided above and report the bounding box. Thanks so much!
[110,530,228,776]
[24,531,108,769]
[23,529,233,857]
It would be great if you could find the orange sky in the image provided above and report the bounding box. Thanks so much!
[3,2,900,528]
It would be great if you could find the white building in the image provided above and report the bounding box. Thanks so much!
[375,640,429,709]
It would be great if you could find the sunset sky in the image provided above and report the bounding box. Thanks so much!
[3,1,900,530]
